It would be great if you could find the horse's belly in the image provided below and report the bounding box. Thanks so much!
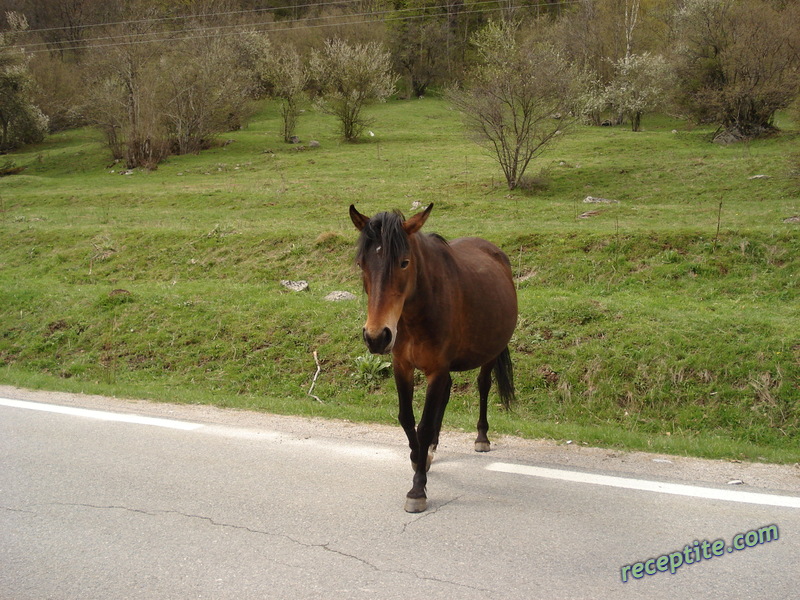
[445,299,517,372]
[446,243,518,371]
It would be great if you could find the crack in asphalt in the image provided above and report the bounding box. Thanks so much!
[400,493,463,535]
[318,542,488,592]
[38,501,488,592]
[52,502,314,542]
[1,505,38,514]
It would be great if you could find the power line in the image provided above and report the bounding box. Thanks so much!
[20,0,579,54]
[20,1,495,50]
[14,0,363,35]
[16,0,575,36]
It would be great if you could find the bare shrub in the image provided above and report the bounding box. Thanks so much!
[159,35,255,155]
[448,21,584,191]
[83,7,256,168]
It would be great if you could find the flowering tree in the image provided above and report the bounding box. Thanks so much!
[310,39,396,142]
[0,13,49,152]
[269,46,307,144]
[606,52,672,131]
[257,41,308,143]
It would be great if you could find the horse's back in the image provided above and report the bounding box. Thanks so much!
[450,237,513,272]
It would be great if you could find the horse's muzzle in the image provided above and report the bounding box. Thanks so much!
[363,326,393,355]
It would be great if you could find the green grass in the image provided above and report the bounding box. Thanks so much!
[1,97,798,463]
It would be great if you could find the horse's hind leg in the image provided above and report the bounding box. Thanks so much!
[475,362,494,452]
[430,384,450,454]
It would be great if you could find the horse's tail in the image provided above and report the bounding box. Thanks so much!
[493,346,516,409]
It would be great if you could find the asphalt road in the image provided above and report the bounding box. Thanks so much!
[2,385,799,599]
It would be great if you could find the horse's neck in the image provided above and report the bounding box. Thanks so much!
[410,236,457,304]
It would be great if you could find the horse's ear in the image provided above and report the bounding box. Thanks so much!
[349,205,370,231]
[403,203,433,235]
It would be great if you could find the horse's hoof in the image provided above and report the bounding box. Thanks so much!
[404,496,427,513]
[411,453,433,472]
[474,441,491,452]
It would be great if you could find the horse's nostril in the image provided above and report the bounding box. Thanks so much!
[363,327,393,354]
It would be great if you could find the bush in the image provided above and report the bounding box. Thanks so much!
[448,21,584,191]
[0,158,25,176]
[606,52,672,131]
[0,14,49,151]
[310,39,396,142]
[256,39,309,143]
[672,0,800,142]
[29,54,87,132]
[83,7,257,168]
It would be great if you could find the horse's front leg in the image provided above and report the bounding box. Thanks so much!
[405,371,452,513]
[393,359,418,468]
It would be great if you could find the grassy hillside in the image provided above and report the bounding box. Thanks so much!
[1,98,798,462]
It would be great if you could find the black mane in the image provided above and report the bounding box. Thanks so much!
[355,211,408,275]
[355,210,447,275]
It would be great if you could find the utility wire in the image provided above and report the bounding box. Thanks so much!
[17,0,579,54]
[15,0,574,36]
[19,0,504,50]
[14,0,378,34]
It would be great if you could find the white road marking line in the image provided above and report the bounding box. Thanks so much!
[200,426,400,460]
[0,398,203,431]
[487,462,800,509]
[300,438,401,461]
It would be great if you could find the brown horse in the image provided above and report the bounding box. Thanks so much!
[349,203,518,512]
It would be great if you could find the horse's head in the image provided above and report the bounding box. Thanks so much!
[350,204,432,354]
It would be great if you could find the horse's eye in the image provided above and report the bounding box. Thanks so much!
[400,259,410,269]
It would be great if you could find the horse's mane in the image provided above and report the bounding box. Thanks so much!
[355,210,447,275]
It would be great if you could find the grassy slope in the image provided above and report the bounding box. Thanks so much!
[1,98,798,462]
